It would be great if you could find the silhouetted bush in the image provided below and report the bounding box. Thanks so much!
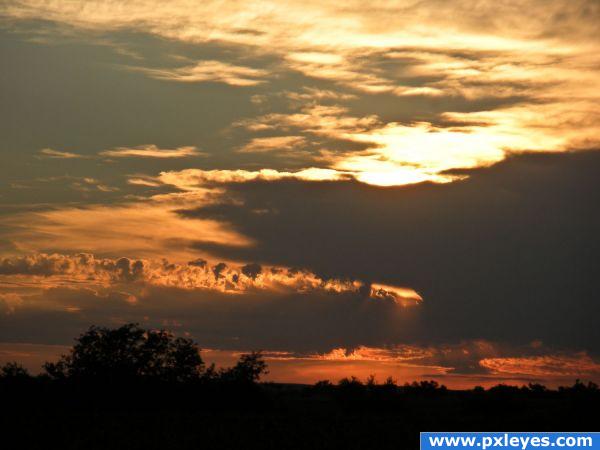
[43,323,204,383]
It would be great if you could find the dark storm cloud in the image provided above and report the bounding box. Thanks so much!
[177,150,600,353]
[2,283,598,384]
[0,283,413,353]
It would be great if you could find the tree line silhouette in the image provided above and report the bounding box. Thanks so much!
[2,323,598,394]
[1,324,598,450]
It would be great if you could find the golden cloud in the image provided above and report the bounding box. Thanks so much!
[0,195,252,262]
[0,253,422,308]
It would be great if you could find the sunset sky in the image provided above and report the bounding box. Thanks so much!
[1,0,599,388]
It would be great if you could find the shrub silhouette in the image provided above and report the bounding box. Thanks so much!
[43,323,204,383]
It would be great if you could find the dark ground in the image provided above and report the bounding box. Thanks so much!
[2,381,598,450]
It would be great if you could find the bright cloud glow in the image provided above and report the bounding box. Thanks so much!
[369,283,423,306]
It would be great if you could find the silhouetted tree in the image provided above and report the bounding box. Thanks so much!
[527,383,548,393]
[366,374,377,388]
[312,380,334,393]
[0,362,30,379]
[378,376,399,395]
[43,323,204,383]
[488,384,522,396]
[338,376,363,388]
[559,379,599,394]
[383,376,397,387]
[403,380,447,394]
[218,351,268,384]
[337,376,365,400]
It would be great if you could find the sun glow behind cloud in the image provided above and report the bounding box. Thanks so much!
[331,117,567,186]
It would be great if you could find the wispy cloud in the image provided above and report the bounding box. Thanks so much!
[127,176,162,187]
[71,177,119,193]
[283,87,357,102]
[99,144,203,158]
[157,167,350,190]
[140,60,268,86]
[38,148,85,159]
[238,136,307,154]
